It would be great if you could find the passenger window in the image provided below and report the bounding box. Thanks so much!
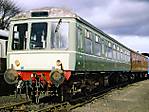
[85,29,92,54]
[120,49,123,61]
[107,47,112,58]
[113,44,117,59]
[101,40,105,55]
[107,42,112,58]
[51,22,68,49]
[95,35,101,56]
[85,38,92,54]
[77,27,83,49]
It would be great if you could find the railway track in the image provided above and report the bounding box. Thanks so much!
[34,83,127,112]
[0,100,32,112]
[0,82,129,112]
[36,102,70,112]
[33,89,112,112]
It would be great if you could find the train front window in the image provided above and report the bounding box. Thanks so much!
[30,22,47,49]
[12,23,28,50]
[51,21,68,49]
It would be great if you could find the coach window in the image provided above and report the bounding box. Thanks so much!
[51,22,68,49]
[85,29,92,54]
[117,47,120,60]
[107,42,112,58]
[125,51,128,62]
[94,35,101,56]
[30,22,47,49]
[120,49,123,61]
[77,26,83,49]
[101,39,105,55]
[127,51,130,62]
[12,23,28,50]
[113,44,117,59]
[104,41,108,57]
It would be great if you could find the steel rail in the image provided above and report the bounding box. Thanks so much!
[34,82,129,112]
[0,100,32,111]
[36,102,70,112]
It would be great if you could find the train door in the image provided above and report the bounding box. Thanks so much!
[76,25,85,70]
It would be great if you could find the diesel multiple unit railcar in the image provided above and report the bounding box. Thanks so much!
[0,30,8,73]
[4,7,148,103]
[0,29,14,96]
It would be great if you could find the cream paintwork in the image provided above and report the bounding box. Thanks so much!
[8,52,70,71]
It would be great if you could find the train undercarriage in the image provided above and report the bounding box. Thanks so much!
[13,70,148,104]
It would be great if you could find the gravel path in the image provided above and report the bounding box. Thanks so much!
[72,80,149,112]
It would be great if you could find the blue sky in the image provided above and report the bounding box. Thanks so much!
[13,0,149,53]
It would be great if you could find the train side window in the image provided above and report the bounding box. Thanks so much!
[117,47,120,60]
[104,41,108,57]
[77,27,83,49]
[85,38,92,54]
[85,29,90,38]
[94,35,101,56]
[101,40,105,55]
[85,29,92,54]
[120,49,123,61]
[113,44,117,60]
[125,51,128,62]
[51,22,68,49]
[107,42,112,58]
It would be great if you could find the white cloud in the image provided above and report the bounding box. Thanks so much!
[110,34,149,53]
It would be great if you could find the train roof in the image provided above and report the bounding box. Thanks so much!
[11,7,77,20]
[12,8,131,49]
[11,7,145,56]
[0,29,8,40]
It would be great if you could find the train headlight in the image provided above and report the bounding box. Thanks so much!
[56,60,64,70]
[15,60,20,67]
[56,60,61,66]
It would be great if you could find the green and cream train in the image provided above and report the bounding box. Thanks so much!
[4,7,148,103]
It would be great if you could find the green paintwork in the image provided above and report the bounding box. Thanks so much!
[73,19,131,72]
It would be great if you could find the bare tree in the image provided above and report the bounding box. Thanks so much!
[0,0,22,30]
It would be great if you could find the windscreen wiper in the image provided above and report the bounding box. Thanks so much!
[55,19,62,33]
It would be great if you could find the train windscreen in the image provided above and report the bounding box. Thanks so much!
[30,22,47,49]
[12,20,69,50]
[12,23,28,50]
